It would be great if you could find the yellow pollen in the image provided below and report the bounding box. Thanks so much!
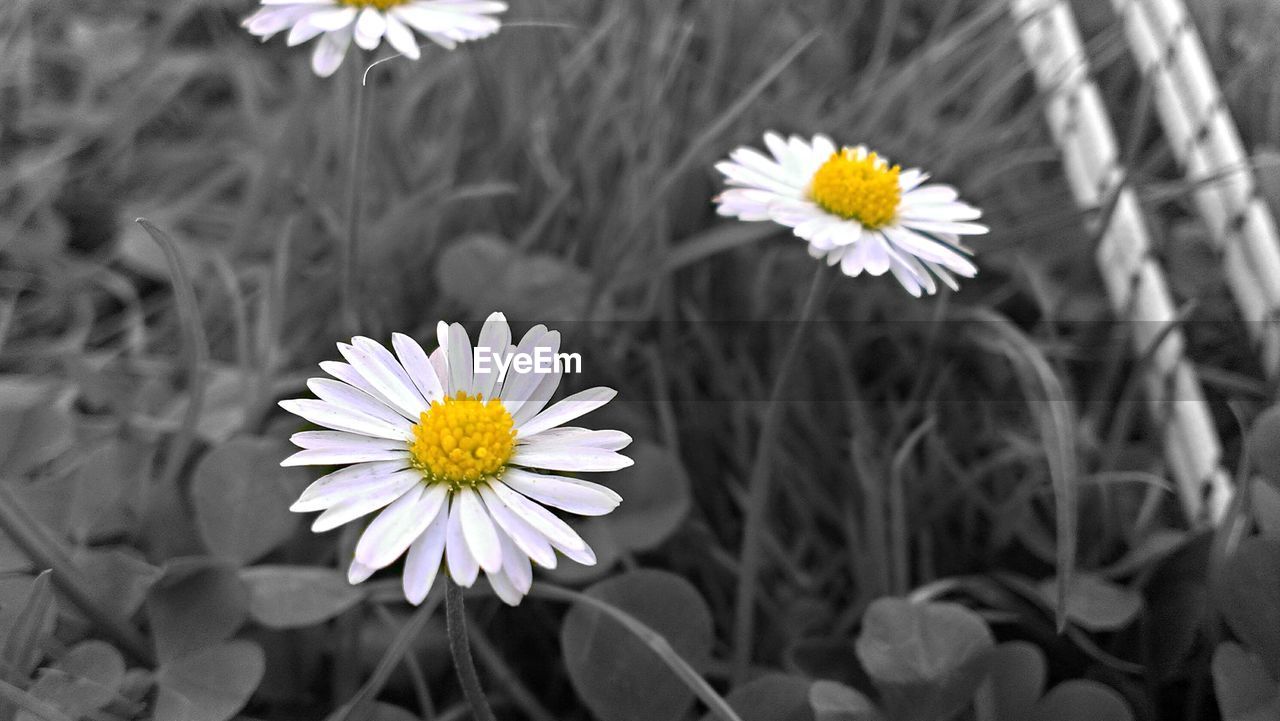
[808,148,902,230]
[337,0,411,9]
[409,392,516,489]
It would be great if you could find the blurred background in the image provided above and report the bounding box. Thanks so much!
[4,0,1280,720]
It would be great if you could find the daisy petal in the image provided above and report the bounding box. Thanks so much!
[445,496,480,586]
[279,399,409,441]
[311,474,419,532]
[353,7,386,50]
[473,312,512,400]
[478,484,558,568]
[292,462,415,512]
[355,484,448,569]
[391,333,445,404]
[502,467,621,516]
[458,487,502,574]
[311,26,353,79]
[517,386,617,436]
[485,566,522,606]
[403,508,448,605]
[512,445,633,473]
[489,481,586,552]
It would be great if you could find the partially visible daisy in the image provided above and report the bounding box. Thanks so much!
[279,313,631,606]
[715,132,988,297]
[243,0,508,78]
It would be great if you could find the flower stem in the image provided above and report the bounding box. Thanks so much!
[445,577,496,721]
[339,61,372,336]
[730,262,831,684]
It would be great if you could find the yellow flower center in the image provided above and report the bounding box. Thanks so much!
[337,0,411,9]
[409,392,516,489]
[808,149,902,230]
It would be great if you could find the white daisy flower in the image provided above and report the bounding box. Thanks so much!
[715,132,988,297]
[278,312,631,606]
[243,0,508,78]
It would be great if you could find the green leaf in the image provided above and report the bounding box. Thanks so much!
[1215,536,1280,679]
[561,569,714,721]
[240,566,364,629]
[436,234,606,320]
[809,680,881,721]
[1213,642,1280,721]
[1252,480,1280,539]
[1248,405,1280,487]
[1027,680,1132,721]
[154,640,264,721]
[191,437,307,565]
[854,597,994,721]
[983,641,1046,721]
[1037,573,1142,632]
[0,377,74,475]
[17,641,126,721]
[700,674,813,721]
[1,571,55,681]
[595,441,691,553]
[146,559,248,664]
[73,547,161,620]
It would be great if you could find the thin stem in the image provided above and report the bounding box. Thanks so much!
[445,578,496,721]
[0,483,153,665]
[340,61,372,336]
[730,262,831,684]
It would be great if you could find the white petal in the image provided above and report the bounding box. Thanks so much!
[485,566,522,606]
[308,378,414,427]
[402,508,448,605]
[353,7,386,50]
[507,335,563,424]
[863,233,892,276]
[287,16,329,46]
[341,338,431,418]
[310,474,419,532]
[311,26,352,77]
[477,484,557,568]
[472,312,511,400]
[458,487,502,573]
[897,219,988,236]
[305,6,358,30]
[502,467,621,516]
[446,323,474,396]
[497,328,557,407]
[289,430,406,452]
[279,399,410,441]
[548,534,597,566]
[355,484,448,569]
[516,427,632,452]
[516,386,616,436]
[391,333,445,405]
[320,361,394,407]
[348,559,377,584]
[489,481,587,553]
[512,445,633,473]
[383,13,421,59]
[245,6,314,37]
[282,447,408,466]
[445,495,479,586]
[496,527,533,594]
[292,462,416,512]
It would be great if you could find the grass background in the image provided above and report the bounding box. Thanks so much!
[4,0,1280,719]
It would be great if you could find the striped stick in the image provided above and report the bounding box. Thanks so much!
[1112,0,1280,378]
[1010,0,1231,523]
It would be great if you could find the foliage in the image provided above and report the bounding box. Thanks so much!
[4,0,1280,720]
